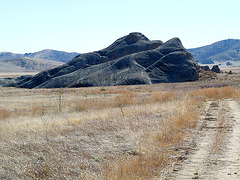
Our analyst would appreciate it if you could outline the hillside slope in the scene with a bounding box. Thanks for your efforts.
[1,58,63,72]
[0,61,27,72]
[188,39,240,65]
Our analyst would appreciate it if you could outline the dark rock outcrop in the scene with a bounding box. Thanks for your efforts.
[211,65,221,73]
[200,66,211,71]
[0,32,199,88]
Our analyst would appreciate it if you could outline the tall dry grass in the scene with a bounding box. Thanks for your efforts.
[101,97,200,179]
[0,108,11,120]
[0,86,238,179]
[148,91,176,103]
[70,92,139,112]
[190,86,236,101]
[103,152,169,180]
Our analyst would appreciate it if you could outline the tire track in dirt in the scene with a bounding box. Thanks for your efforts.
[169,99,240,179]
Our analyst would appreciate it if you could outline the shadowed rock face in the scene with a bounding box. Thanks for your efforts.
[200,66,211,71]
[0,32,199,88]
[211,65,221,73]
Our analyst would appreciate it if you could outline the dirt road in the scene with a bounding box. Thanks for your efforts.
[170,99,240,179]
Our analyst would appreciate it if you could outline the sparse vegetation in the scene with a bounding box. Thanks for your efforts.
[100,87,106,91]
[0,71,239,179]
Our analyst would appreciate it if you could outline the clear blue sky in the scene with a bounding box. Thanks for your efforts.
[1,0,240,53]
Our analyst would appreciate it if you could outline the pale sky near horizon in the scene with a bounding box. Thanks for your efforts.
[1,0,240,54]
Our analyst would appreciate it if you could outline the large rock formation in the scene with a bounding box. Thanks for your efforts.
[0,32,199,88]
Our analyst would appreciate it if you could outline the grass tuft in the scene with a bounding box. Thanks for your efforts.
[0,108,11,120]
[148,91,176,103]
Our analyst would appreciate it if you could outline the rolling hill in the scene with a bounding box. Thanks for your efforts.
[0,49,79,63]
[0,58,63,72]
[0,49,79,72]
[23,49,79,63]
[188,39,240,66]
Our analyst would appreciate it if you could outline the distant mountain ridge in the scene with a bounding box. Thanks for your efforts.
[188,39,240,65]
[0,49,79,72]
[0,49,79,63]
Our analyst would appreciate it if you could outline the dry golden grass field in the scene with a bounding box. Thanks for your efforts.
[0,69,239,179]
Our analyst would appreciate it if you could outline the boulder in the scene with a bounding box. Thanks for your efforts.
[200,66,211,71]
[211,65,221,73]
